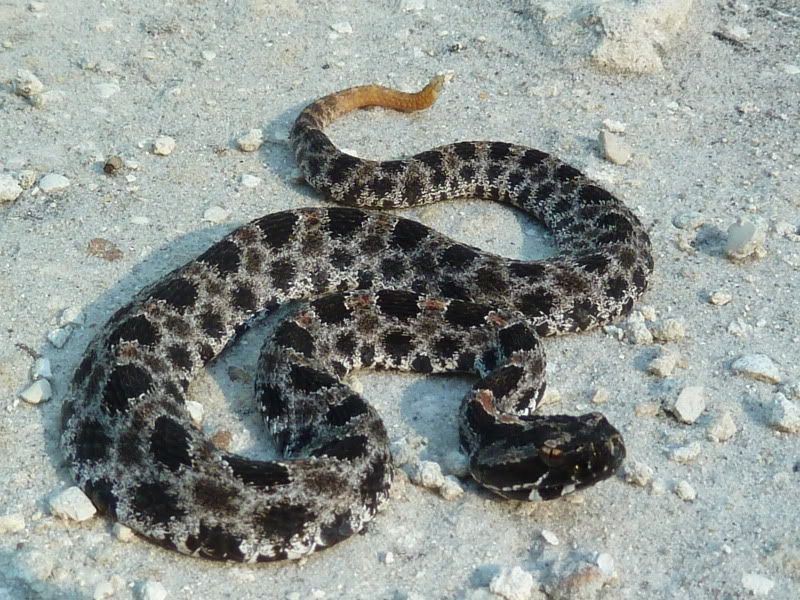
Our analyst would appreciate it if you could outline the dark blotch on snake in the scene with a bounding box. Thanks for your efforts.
[198,239,241,276]
[102,364,153,415]
[151,416,192,472]
[311,295,352,324]
[273,321,315,357]
[376,289,421,321]
[150,277,198,312]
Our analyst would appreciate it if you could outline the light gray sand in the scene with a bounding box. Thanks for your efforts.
[1,1,799,598]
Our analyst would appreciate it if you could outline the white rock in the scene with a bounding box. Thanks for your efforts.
[0,512,26,533]
[670,442,701,464]
[674,480,696,501]
[60,306,85,326]
[489,566,535,600]
[599,130,631,165]
[438,476,464,500]
[649,318,686,342]
[112,522,136,542]
[131,216,150,225]
[39,173,70,193]
[203,206,229,224]
[400,0,425,11]
[330,21,353,34]
[709,290,732,306]
[707,411,737,442]
[741,573,774,596]
[768,393,800,434]
[591,387,609,404]
[185,400,204,425]
[726,218,766,262]
[96,82,120,99]
[19,379,52,404]
[49,486,97,522]
[596,553,615,577]
[95,19,115,32]
[14,69,44,98]
[47,326,72,348]
[647,348,679,377]
[31,357,52,380]
[669,386,705,424]
[602,118,626,133]
[622,460,653,486]
[201,50,216,61]
[408,460,444,489]
[28,2,47,12]
[731,354,781,384]
[728,317,752,337]
[541,529,559,545]
[138,581,167,600]
[152,136,176,156]
[672,211,705,230]
[94,580,115,600]
[240,174,262,188]
[0,174,23,203]
[783,64,800,75]
[624,313,653,345]
[236,128,264,152]
[382,551,395,564]
[723,25,750,42]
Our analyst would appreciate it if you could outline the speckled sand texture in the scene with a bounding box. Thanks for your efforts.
[1,1,799,599]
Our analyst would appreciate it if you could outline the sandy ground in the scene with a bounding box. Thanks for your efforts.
[1,1,799,598]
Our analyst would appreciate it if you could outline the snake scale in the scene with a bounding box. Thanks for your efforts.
[60,76,653,562]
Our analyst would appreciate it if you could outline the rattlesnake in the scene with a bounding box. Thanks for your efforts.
[60,76,652,562]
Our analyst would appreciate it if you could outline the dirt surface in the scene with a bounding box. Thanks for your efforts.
[1,1,799,598]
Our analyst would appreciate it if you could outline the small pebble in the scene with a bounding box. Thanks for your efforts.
[771,220,800,241]
[670,442,702,464]
[591,387,609,404]
[14,68,44,98]
[39,173,70,193]
[49,486,97,522]
[731,354,781,384]
[203,206,229,223]
[19,379,52,404]
[152,136,176,156]
[96,82,120,99]
[726,218,766,262]
[400,0,425,11]
[60,306,85,327]
[768,393,800,434]
[601,118,626,133]
[18,169,37,189]
[240,174,262,188]
[382,551,395,564]
[649,318,686,342]
[647,348,680,377]
[330,21,353,34]
[489,566,535,600]
[31,357,52,380]
[236,129,264,152]
[622,460,653,486]
[541,529,559,545]
[599,130,631,165]
[185,400,204,425]
[596,553,615,577]
[723,24,750,42]
[390,435,426,466]
[87,238,124,261]
[438,476,464,500]
[783,64,800,75]
[549,559,609,600]
[634,402,660,417]
[94,580,115,600]
[741,573,775,596]
[95,19,115,33]
[408,460,445,489]
[709,290,732,306]
[624,313,653,345]
[104,156,124,175]
[131,216,150,225]
[112,522,136,542]
[668,386,706,424]
[47,326,72,348]
[672,211,705,230]
[0,174,23,203]
[28,2,47,12]
[707,411,737,442]
[0,512,26,533]
[138,581,167,600]
[674,480,696,501]
[201,50,216,61]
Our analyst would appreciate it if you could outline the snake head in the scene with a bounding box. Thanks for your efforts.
[468,412,625,501]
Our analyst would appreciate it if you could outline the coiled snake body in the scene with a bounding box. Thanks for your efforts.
[61,77,652,562]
